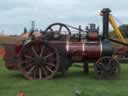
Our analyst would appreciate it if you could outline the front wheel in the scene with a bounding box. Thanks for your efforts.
[94,56,120,80]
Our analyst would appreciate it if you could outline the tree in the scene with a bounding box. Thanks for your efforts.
[110,24,128,38]
[118,24,128,38]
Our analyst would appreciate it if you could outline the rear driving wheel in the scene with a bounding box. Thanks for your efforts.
[18,40,59,80]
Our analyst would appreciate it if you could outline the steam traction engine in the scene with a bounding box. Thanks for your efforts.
[4,8,120,80]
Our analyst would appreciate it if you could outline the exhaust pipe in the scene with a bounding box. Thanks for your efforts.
[101,8,111,39]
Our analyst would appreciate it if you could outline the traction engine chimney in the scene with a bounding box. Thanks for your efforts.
[101,8,111,39]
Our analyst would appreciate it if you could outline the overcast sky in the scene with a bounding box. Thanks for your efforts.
[0,0,128,35]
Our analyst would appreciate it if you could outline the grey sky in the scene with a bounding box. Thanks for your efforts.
[0,0,128,34]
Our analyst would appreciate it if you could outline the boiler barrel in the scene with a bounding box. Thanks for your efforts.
[84,42,102,59]
[66,41,113,60]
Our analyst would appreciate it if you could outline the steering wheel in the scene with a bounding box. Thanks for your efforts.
[43,23,71,41]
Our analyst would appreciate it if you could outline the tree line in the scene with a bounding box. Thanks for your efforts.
[110,24,128,38]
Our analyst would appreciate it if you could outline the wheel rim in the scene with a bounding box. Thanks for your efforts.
[19,40,59,80]
[43,23,71,40]
[94,56,120,79]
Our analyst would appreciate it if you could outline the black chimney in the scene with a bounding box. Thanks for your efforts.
[101,8,111,39]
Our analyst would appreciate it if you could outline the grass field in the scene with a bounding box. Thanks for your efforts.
[0,60,128,96]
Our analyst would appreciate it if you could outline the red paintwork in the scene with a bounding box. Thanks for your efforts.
[86,32,98,41]
[66,41,102,60]
[84,42,101,59]
[66,42,84,56]
[3,44,18,70]
[116,46,128,57]
[3,44,23,70]
[4,40,102,70]
[16,45,23,54]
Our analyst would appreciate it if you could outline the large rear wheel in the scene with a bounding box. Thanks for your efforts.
[18,40,60,80]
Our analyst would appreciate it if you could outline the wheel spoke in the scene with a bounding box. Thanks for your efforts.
[50,28,54,32]
[112,64,117,71]
[36,44,41,53]
[27,65,35,74]
[108,59,112,64]
[48,58,56,62]
[39,68,42,79]
[22,59,34,70]
[44,53,55,59]
[100,61,106,69]
[24,55,32,59]
[96,63,104,69]
[46,63,55,67]
[24,59,33,64]
[40,65,48,77]
[58,26,62,33]
[40,46,45,57]
[45,65,54,73]
[33,66,37,78]
[25,63,33,70]
[31,46,38,56]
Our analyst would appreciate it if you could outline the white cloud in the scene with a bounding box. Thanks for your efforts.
[0,0,128,34]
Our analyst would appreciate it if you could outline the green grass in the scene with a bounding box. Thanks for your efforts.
[0,60,128,96]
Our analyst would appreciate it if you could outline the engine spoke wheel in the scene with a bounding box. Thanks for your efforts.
[94,56,120,80]
[43,23,71,41]
[18,40,59,80]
